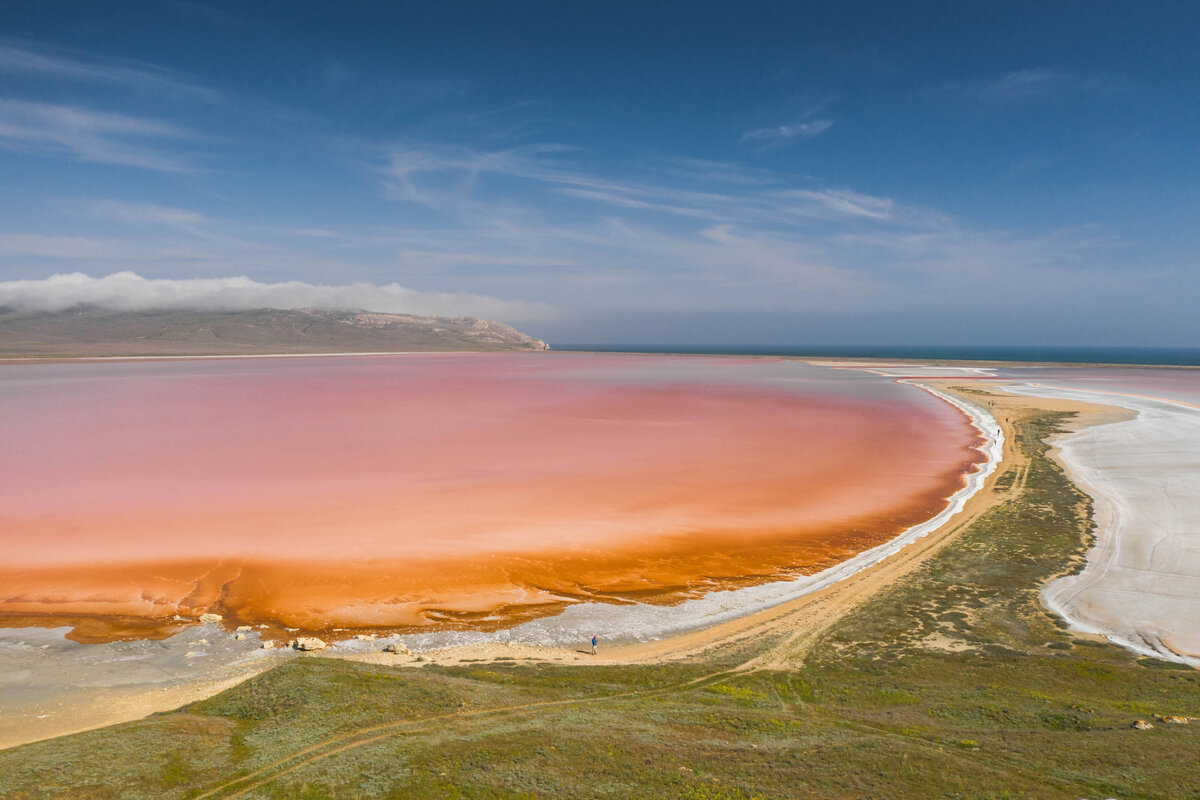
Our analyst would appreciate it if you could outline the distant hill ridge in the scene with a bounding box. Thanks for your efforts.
[0,306,550,357]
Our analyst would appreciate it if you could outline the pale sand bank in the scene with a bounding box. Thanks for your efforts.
[1005,382,1200,666]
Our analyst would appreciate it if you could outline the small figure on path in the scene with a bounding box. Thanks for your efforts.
[591,635,598,655]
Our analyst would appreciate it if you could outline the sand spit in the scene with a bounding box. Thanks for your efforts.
[1005,382,1200,666]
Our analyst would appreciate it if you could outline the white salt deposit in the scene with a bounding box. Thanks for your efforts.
[1005,382,1200,666]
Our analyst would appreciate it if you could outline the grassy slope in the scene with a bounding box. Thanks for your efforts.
[1,410,1197,799]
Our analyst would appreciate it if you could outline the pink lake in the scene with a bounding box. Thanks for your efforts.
[0,352,983,641]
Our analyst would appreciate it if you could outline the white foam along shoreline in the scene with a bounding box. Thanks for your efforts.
[0,383,1001,662]
[1003,382,1200,667]
[355,382,1004,654]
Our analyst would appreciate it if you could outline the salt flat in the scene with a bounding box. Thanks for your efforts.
[1005,380,1200,665]
[0,624,285,749]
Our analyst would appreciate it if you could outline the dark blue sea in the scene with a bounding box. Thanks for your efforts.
[554,344,1200,367]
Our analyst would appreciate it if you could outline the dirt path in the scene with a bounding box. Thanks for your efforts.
[193,669,737,799]
[197,647,1064,800]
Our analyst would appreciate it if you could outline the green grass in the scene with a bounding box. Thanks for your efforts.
[0,408,1196,799]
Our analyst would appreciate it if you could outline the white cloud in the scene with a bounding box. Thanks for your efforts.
[775,188,895,220]
[938,67,1116,104]
[92,201,205,230]
[0,99,193,171]
[740,119,834,145]
[0,271,554,321]
[0,41,218,100]
[378,141,923,232]
[380,143,579,209]
[986,68,1064,99]
[0,233,210,261]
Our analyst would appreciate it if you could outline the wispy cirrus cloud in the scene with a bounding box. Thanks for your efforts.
[0,232,212,262]
[1,119,1116,332]
[983,67,1066,100]
[92,200,206,230]
[380,143,578,207]
[773,188,895,221]
[0,40,219,100]
[378,140,915,230]
[937,67,1119,104]
[0,138,1130,337]
[740,119,834,145]
[0,99,194,171]
[361,139,1138,330]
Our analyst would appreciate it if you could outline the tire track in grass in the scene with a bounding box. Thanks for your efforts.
[193,670,735,799]
[203,667,1087,800]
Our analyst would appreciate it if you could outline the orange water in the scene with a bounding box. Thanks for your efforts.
[0,353,983,641]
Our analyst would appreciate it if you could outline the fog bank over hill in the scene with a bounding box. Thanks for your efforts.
[0,307,549,357]
[0,273,552,356]
[0,272,552,322]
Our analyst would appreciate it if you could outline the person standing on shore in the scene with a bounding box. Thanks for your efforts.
[591,635,598,655]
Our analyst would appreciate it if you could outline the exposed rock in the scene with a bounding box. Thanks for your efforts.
[235,625,253,632]
[234,633,247,641]
[293,636,327,652]
[1161,715,1189,725]
[1131,719,1154,730]
[383,642,410,654]
[352,634,376,641]
[199,613,223,624]
[261,641,276,649]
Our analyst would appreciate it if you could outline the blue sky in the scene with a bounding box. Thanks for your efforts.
[0,1,1196,345]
